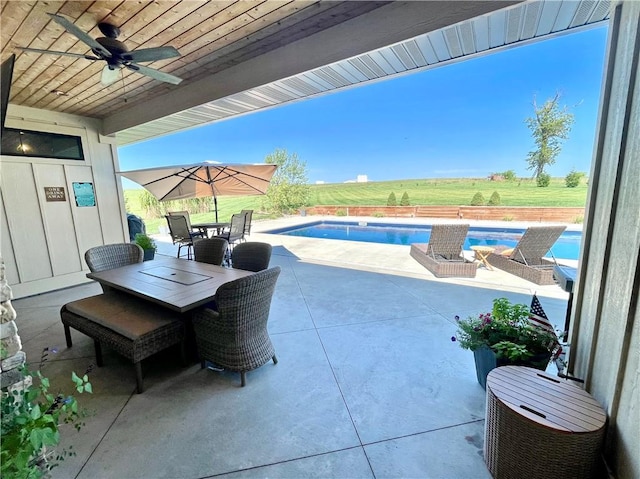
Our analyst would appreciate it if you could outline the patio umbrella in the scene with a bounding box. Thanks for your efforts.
[118,161,277,221]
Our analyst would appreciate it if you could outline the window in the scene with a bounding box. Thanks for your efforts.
[0,128,84,160]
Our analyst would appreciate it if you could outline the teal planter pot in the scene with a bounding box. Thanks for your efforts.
[473,346,552,389]
[142,249,155,261]
[473,346,497,390]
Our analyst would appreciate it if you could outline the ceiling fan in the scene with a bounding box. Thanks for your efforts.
[18,13,183,86]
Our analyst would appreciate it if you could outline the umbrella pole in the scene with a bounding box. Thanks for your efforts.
[207,171,219,223]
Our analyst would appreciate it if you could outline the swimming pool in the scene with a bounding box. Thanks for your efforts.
[265,221,582,260]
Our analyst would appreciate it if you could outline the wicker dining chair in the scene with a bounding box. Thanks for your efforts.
[194,237,229,266]
[231,241,272,272]
[85,243,144,292]
[192,266,281,387]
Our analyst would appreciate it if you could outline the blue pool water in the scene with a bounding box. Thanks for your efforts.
[266,221,582,260]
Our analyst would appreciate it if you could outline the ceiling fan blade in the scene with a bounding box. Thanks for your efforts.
[126,63,183,85]
[47,13,112,58]
[18,47,100,60]
[122,46,180,63]
[101,65,120,86]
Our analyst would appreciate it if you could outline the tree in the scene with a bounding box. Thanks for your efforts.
[565,169,585,188]
[387,192,397,206]
[501,170,517,182]
[488,191,501,206]
[400,191,410,206]
[471,192,485,206]
[536,172,551,187]
[525,93,574,179]
[263,149,310,214]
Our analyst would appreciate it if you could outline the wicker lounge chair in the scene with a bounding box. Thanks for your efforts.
[486,225,566,285]
[410,224,477,278]
[192,266,281,387]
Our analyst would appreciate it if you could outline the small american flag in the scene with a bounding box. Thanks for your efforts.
[529,294,556,335]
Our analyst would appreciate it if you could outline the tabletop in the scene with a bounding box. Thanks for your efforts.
[470,245,495,253]
[87,256,253,313]
[191,222,230,237]
[191,222,230,229]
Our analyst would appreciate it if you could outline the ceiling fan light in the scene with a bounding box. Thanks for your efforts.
[101,64,121,86]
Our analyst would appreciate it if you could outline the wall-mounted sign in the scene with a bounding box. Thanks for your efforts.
[72,182,95,207]
[44,186,66,202]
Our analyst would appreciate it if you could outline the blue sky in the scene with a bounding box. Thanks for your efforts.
[118,25,608,186]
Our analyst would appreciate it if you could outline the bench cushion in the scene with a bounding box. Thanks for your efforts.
[65,292,182,340]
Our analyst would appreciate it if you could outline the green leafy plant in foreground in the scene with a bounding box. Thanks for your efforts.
[1,349,93,479]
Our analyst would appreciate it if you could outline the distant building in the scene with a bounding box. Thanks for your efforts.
[357,175,368,183]
[315,180,325,184]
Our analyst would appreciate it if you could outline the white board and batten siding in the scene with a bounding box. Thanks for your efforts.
[1,105,128,298]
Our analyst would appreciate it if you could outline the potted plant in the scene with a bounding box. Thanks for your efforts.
[452,297,559,389]
[134,233,156,261]
[1,351,92,478]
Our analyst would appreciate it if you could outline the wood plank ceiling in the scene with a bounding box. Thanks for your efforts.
[1,1,388,119]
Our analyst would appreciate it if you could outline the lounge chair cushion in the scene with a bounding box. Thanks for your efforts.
[65,293,182,340]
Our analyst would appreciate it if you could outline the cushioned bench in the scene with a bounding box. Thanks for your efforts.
[61,292,186,393]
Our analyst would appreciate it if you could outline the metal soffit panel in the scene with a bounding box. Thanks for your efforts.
[115,0,610,146]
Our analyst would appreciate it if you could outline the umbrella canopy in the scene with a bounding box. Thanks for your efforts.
[118,162,277,221]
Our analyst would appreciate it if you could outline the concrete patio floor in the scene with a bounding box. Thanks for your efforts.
[13,217,572,478]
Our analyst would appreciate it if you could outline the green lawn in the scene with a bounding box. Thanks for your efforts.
[125,177,588,234]
[309,177,588,207]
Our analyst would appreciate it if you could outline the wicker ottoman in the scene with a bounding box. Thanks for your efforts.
[484,366,606,479]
